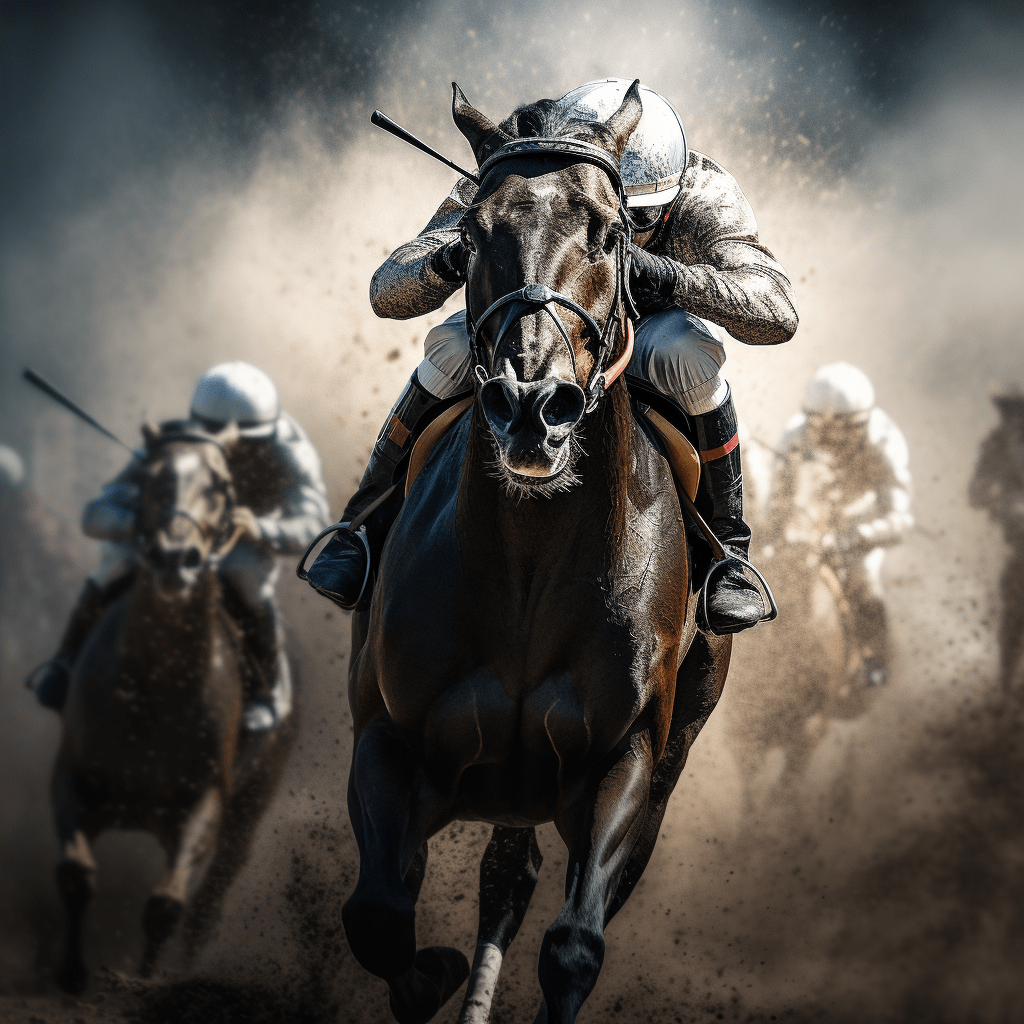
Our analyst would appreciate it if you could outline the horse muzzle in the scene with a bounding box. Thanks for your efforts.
[479,375,586,480]
[146,541,205,597]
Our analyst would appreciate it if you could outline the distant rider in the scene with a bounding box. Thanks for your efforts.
[307,78,798,635]
[969,385,1024,690]
[29,362,330,730]
[764,363,913,686]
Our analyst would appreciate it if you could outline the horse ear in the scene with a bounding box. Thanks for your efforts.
[603,79,644,159]
[141,422,160,446]
[452,82,507,166]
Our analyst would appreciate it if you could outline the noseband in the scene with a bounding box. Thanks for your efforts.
[466,138,638,414]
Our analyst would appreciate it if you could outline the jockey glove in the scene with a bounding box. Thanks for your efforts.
[628,244,679,314]
[432,238,472,284]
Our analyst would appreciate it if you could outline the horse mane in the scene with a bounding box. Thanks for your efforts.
[500,98,619,153]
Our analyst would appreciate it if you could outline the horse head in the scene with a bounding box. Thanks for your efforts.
[135,420,239,598]
[454,80,643,496]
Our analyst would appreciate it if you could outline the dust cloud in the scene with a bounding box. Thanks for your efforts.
[1,0,1022,1021]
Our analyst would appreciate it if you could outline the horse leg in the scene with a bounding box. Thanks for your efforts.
[535,729,655,1024]
[52,764,97,994]
[182,717,295,964]
[140,788,222,977]
[456,826,543,1024]
[608,632,730,921]
[342,713,469,1024]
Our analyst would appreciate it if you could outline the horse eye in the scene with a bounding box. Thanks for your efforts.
[461,224,476,252]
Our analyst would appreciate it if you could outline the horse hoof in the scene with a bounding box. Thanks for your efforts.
[55,958,88,995]
[388,946,470,1024]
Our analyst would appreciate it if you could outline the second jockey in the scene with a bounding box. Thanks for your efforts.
[764,363,914,686]
[310,79,798,634]
[29,362,330,731]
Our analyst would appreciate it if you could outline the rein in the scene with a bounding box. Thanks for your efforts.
[466,137,638,414]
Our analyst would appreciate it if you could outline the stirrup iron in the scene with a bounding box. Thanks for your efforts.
[695,553,779,638]
[296,521,373,611]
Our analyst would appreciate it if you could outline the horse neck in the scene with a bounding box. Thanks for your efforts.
[461,384,635,567]
[122,569,222,693]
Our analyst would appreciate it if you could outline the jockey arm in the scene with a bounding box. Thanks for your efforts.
[369,177,478,320]
[825,411,914,555]
[645,154,799,347]
[251,414,332,556]
[81,457,145,542]
[825,484,914,555]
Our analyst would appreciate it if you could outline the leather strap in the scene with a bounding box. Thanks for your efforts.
[406,397,475,497]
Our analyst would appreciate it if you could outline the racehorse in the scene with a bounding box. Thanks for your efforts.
[340,81,733,1024]
[729,533,875,807]
[50,422,294,992]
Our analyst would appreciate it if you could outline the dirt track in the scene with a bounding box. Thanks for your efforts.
[2,1,1023,1021]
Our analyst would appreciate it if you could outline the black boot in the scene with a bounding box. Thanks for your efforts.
[233,598,288,732]
[305,371,448,611]
[849,594,889,687]
[26,580,113,710]
[691,388,766,634]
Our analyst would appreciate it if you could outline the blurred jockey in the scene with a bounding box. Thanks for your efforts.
[29,362,330,731]
[765,363,913,686]
[969,385,1024,691]
[306,78,798,635]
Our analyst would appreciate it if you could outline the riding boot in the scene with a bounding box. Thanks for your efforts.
[26,580,112,710]
[691,387,766,634]
[235,599,285,732]
[305,370,446,611]
[850,595,889,687]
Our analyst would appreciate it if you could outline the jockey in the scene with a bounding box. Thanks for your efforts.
[764,363,913,686]
[969,385,1024,690]
[29,362,330,731]
[309,78,798,634]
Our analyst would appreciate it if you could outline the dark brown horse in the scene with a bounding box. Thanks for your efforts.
[340,83,732,1024]
[51,422,294,992]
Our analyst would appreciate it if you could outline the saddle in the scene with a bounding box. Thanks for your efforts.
[405,392,700,503]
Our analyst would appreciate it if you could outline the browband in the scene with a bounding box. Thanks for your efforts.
[477,137,625,197]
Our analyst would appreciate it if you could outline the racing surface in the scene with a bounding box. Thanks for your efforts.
[1,1,1022,1021]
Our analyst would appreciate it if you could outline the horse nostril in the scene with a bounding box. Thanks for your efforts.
[480,379,520,436]
[540,383,586,430]
[181,547,202,570]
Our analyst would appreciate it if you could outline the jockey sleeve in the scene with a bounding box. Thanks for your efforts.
[370,177,478,320]
[243,413,332,556]
[651,152,798,347]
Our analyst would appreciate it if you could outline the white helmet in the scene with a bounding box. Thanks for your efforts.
[0,444,25,487]
[190,362,279,438]
[802,363,875,417]
[559,78,687,212]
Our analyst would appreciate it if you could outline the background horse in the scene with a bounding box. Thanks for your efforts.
[729,536,865,806]
[341,83,732,1024]
[51,423,294,992]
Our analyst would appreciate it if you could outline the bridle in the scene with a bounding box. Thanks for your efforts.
[465,137,640,414]
[139,431,242,560]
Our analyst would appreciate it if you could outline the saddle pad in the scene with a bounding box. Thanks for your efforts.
[643,408,701,502]
[404,397,700,502]
[406,396,474,497]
